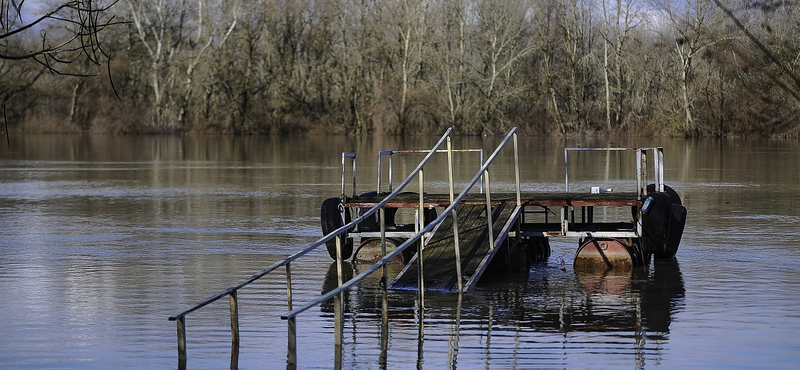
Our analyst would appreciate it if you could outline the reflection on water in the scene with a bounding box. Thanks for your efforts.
[1,135,799,369]
[316,257,685,369]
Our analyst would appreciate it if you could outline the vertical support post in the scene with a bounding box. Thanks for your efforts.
[447,136,463,293]
[483,169,495,251]
[640,149,648,196]
[229,290,240,370]
[658,148,665,192]
[341,153,357,198]
[177,316,187,370]
[341,153,347,200]
[417,169,426,296]
[377,153,383,193]
[479,150,485,193]
[564,149,570,192]
[334,234,344,347]
[229,290,240,346]
[513,132,521,207]
[351,155,357,198]
[379,208,389,369]
[287,316,297,367]
[379,207,389,325]
[388,154,394,192]
[286,263,293,311]
[636,150,643,198]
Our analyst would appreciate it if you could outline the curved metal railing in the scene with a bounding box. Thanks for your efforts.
[281,127,520,364]
[168,127,454,368]
[167,126,522,368]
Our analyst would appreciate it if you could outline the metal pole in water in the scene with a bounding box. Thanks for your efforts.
[287,316,297,367]
[334,234,344,347]
[229,290,240,349]
[285,262,296,366]
[285,263,293,311]
[514,133,521,206]
[177,316,187,370]
[418,170,426,296]
[447,137,463,292]
[229,290,240,369]
[379,207,389,368]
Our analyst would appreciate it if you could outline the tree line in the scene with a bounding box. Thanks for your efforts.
[2,0,799,136]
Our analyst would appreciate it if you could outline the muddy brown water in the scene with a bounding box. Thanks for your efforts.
[1,134,798,369]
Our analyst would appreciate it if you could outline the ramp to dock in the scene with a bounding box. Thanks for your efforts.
[390,203,521,292]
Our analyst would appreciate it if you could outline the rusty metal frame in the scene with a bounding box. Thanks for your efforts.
[341,152,357,199]
[562,147,665,239]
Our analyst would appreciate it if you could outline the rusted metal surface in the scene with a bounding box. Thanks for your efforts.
[345,192,639,208]
[573,238,636,268]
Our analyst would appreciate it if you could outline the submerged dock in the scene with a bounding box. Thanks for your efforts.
[168,127,686,367]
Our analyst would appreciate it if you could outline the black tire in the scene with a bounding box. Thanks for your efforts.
[642,184,685,260]
[647,183,682,205]
[321,197,353,260]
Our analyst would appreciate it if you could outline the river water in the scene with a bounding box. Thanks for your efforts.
[0,134,798,369]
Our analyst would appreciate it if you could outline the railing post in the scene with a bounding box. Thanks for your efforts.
[177,316,187,370]
[377,153,383,193]
[352,155,357,198]
[287,316,297,367]
[341,153,347,199]
[657,148,665,192]
[334,233,344,347]
[341,153,357,199]
[388,154,394,192]
[564,149,570,192]
[286,263,293,311]
[483,168,495,250]
[379,207,389,328]
[417,168,426,302]
[513,132,521,207]
[639,149,648,196]
[229,290,240,369]
[447,136,463,292]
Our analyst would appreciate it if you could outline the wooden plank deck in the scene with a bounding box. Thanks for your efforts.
[390,203,518,292]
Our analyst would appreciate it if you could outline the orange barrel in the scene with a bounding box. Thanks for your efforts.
[574,238,636,268]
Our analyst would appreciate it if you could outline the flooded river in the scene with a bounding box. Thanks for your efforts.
[1,134,799,369]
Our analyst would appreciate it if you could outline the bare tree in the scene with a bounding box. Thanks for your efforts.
[653,0,729,135]
[428,0,470,130]
[124,0,236,131]
[1,1,118,74]
[472,0,535,133]
[600,0,643,131]
[382,0,427,134]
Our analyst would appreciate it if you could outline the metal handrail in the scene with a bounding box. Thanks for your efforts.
[167,128,454,368]
[282,127,520,320]
[377,148,484,194]
[564,147,665,196]
[167,127,524,368]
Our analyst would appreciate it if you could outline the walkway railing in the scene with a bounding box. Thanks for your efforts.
[281,127,520,364]
[167,127,522,368]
